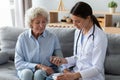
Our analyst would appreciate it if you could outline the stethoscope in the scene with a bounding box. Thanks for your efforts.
[75,24,95,59]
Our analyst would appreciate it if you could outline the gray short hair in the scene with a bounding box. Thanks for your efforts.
[25,7,49,27]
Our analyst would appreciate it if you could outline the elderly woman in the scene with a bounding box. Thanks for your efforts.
[14,7,63,80]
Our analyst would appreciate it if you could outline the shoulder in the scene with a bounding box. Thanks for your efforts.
[95,26,107,37]
[74,28,80,36]
[18,29,29,40]
[44,29,58,39]
[75,28,80,33]
[94,25,108,42]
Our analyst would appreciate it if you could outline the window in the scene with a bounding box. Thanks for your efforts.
[0,0,14,27]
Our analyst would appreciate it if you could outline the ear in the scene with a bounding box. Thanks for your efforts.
[86,16,91,23]
[30,25,33,28]
[87,16,91,20]
[30,21,33,28]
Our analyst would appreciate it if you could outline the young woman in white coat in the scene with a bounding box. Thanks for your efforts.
[49,1,108,80]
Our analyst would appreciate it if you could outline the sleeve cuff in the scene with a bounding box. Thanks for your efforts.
[80,67,98,79]
[59,64,68,72]
[28,63,38,72]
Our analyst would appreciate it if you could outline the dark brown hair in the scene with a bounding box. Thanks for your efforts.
[70,2,102,29]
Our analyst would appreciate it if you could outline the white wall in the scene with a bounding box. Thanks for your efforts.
[32,0,79,12]
[32,0,120,11]
[32,0,120,26]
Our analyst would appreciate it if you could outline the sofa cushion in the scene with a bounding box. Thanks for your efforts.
[0,52,9,64]
[46,27,75,57]
[105,33,120,75]
[105,74,120,80]
[105,55,120,75]
[106,34,120,55]
[0,26,26,60]
[0,61,19,80]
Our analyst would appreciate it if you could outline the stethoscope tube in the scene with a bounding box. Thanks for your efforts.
[75,25,95,55]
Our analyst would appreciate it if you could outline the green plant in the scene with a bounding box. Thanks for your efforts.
[108,1,118,8]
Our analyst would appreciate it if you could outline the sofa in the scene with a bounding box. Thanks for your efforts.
[0,26,120,80]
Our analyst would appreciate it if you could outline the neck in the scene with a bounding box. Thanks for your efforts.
[32,31,42,39]
[82,21,93,35]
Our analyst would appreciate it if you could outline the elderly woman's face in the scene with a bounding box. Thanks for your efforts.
[31,15,47,34]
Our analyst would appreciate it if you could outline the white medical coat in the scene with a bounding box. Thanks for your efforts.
[62,25,108,80]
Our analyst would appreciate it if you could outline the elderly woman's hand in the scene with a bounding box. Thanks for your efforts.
[35,64,54,75]
[50,56,67,66]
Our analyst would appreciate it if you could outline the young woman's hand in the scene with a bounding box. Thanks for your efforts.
[56,72,80,80]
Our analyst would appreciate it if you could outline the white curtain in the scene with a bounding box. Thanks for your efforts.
[14,0,32,28]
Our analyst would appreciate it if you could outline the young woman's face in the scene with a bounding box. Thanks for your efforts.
[31,15,47,34]
[71,15,90,29]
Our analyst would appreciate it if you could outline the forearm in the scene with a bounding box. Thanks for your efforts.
[54,49,63,58]
[80,66,100,79]
[15,53,36,71]
[15,60,37,71]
